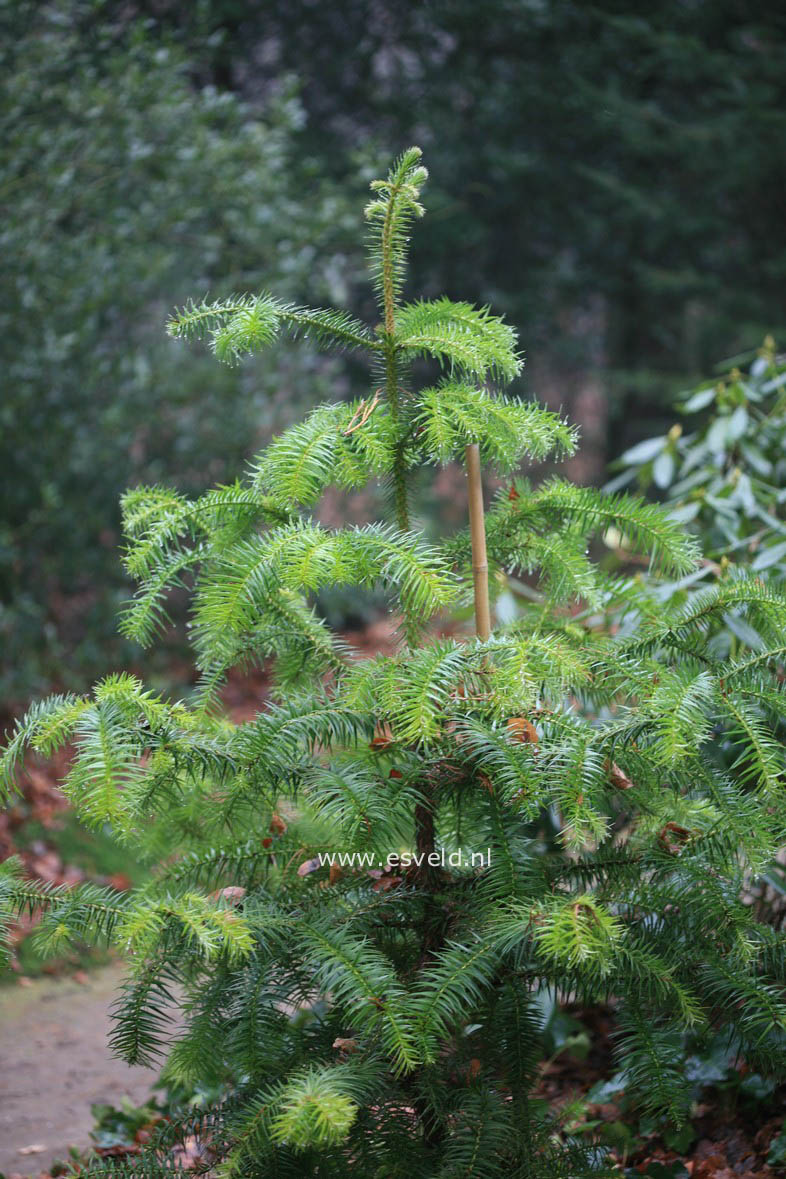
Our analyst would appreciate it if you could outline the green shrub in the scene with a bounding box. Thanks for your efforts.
[614,338,786,607]
[3,149,786,1176]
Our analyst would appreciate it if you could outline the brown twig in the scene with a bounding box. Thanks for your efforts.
[344,390,381,435]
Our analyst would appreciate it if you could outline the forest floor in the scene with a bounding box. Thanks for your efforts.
[0,963,159,1177]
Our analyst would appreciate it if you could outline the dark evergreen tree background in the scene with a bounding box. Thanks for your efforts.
[2,0,785,697]
[148,0,786,421]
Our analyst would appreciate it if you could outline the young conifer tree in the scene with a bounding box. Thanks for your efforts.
[3,149,786,1177]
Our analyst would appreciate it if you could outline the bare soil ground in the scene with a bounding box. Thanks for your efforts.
[0,964,158,1177]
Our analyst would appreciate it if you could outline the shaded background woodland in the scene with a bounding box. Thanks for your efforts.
[2,0,785,701]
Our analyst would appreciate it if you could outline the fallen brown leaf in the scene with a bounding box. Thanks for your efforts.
[658,821,694,855]
[369,721,394,751]
[212,886,247,905]
[506,717,538,745]
[605,760,634,790]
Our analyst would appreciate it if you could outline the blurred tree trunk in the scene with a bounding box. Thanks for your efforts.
[531,295,608,486]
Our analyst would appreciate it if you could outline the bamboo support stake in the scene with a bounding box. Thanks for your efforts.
[465,443,491,641]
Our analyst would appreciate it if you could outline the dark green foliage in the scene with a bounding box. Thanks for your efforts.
[0,1,352,696]
[188,1,786,397]
[3,151,786,1176]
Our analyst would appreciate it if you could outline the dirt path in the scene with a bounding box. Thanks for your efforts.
[0,964,158,1176]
